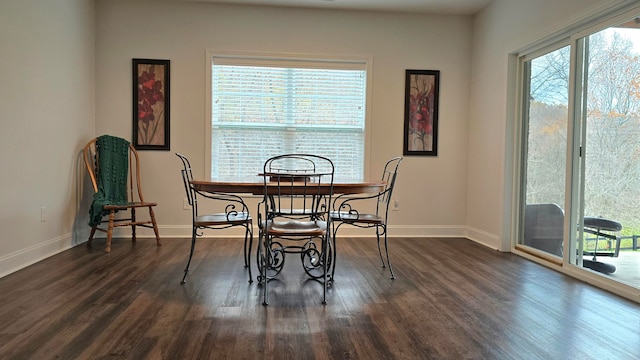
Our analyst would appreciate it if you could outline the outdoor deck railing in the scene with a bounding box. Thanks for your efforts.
[585,235,639,251]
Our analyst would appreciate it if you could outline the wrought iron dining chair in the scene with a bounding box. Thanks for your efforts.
[331,157,402,279]
[176,153,253,284]
[83,135,161,253]
[257,154,335,305]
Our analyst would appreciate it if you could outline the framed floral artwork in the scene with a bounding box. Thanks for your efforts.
[132,58,170,150]
[403,69,440,156]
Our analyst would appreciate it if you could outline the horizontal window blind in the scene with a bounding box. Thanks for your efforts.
[211,57,367,180]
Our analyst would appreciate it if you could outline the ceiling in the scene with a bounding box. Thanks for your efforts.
[175,0,495,15]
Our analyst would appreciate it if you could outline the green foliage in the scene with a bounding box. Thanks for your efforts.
[526,28,640,242]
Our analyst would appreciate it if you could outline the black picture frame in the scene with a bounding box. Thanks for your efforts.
[403,69,440,156]
[132,58,170,151]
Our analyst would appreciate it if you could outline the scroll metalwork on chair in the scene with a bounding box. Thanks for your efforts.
[83,135,161,253]
[331,157,402,280]
[257,154,334,305]
[176,153,253,284]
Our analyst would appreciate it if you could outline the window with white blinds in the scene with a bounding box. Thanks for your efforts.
[210,56,367,180]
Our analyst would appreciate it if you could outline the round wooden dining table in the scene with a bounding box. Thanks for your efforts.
[190,177,385,195]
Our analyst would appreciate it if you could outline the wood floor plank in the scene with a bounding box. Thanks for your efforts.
[0,237,638,359]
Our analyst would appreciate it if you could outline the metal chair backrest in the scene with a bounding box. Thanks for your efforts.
[377,157,403,215]
[176,152,251,222]
[262,154,334,220]
[175,153,198,214]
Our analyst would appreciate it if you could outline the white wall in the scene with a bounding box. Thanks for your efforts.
[3,0,631,279]
[94,1,473,239]
[0,0,96,276]
[468,0,635,250]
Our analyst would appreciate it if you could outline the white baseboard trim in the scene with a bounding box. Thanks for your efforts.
[92,224,500,242]
[114,224,474,239]
[0,224,501,279]
[465,226,501,251]
[0,232,85,279]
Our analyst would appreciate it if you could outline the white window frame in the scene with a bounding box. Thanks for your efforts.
[204,50,373,181]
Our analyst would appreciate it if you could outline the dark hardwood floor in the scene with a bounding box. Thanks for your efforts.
[0,237,638,359]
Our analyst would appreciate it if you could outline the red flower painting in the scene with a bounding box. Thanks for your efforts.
[136,63,166,146]
[408,74,436,152]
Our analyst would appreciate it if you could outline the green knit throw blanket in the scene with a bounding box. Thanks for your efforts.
[89,135,131,227]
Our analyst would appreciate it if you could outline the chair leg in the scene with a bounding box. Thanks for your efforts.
[106,211,115,253]
[255,229,263,283]
[243,226,250,267]
[149,206,161,246]
[322,233,329,305]
[261,234,269,306]
[375,226,386,268]
[382,226,395,280]
[181,229,198,284]
[244,225,253,283]
[329,223,338,283]
[87,227,97,248]
[131,208,137,243]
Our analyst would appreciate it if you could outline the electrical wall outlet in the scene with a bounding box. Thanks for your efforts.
[41,206,46,222]
[183,198,190,210]
[392,198,399,211]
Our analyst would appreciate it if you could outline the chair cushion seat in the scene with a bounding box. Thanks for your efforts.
[264,219,327,237]
[330,211,383,224]
[195,212,251,226]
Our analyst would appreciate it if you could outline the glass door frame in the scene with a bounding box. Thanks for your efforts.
[511,5,640,302]
[513,39,573,263]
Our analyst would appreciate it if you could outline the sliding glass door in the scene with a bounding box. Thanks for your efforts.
[520,45,570,259]
[518,12,640,290]
[574,24,640,282]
